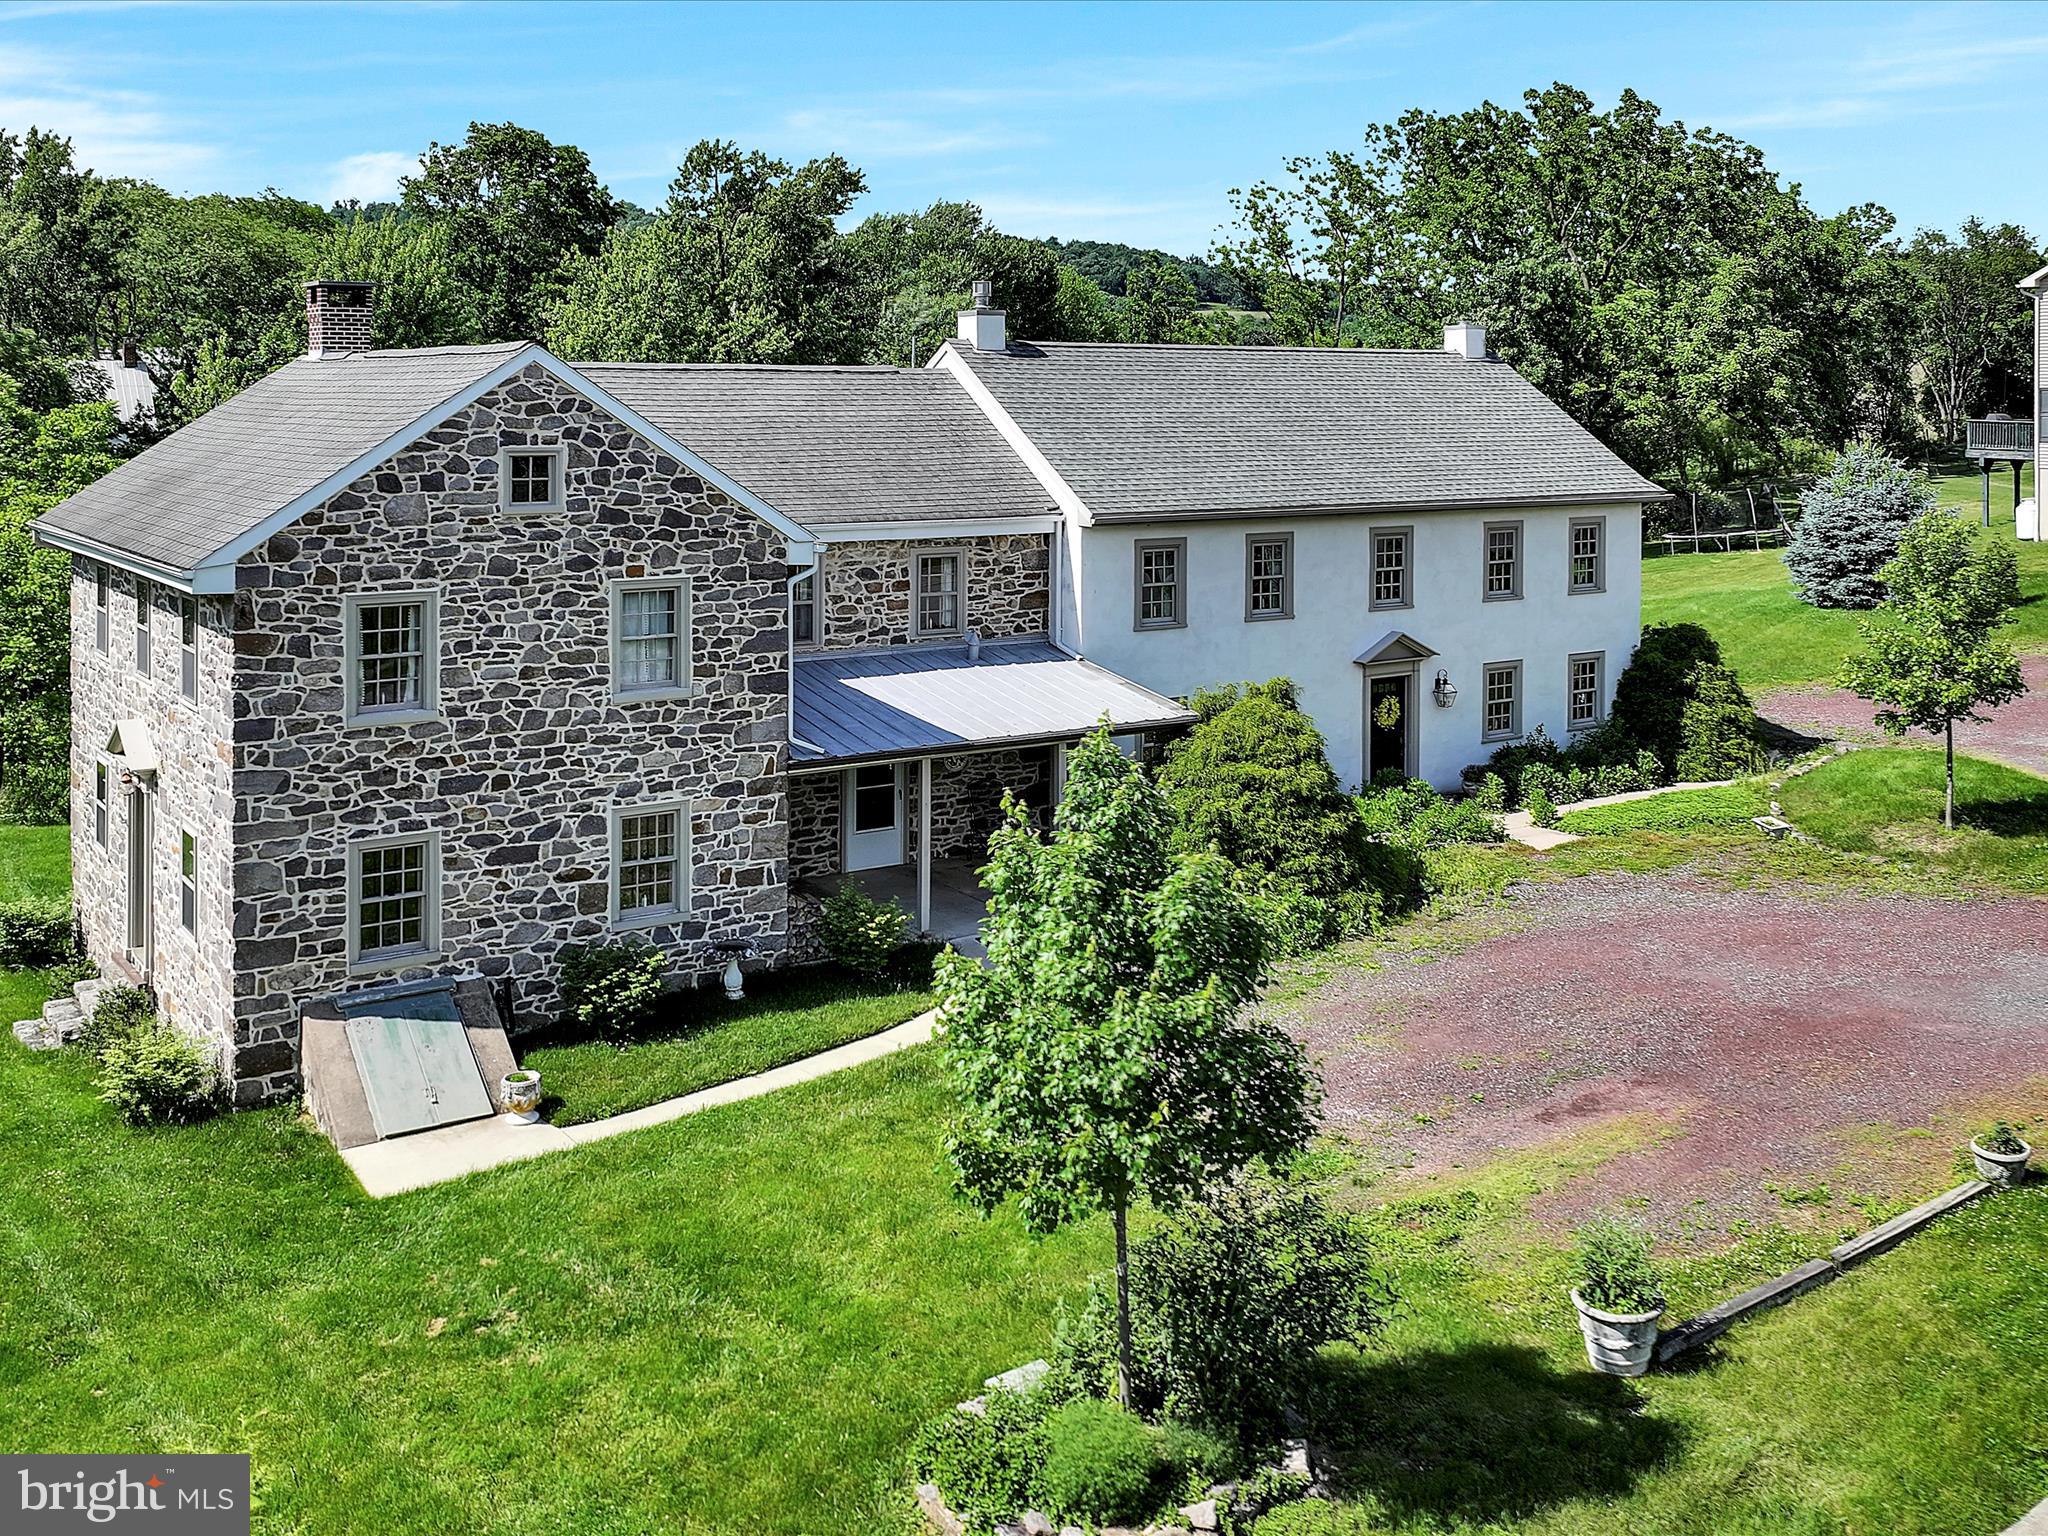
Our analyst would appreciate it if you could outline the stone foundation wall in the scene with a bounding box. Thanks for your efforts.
[812,534,1049,651]
[227,361,792,1099]
[69,566,238,1077]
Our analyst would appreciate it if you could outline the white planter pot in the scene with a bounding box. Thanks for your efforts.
[501,1070,542,1123]
[1971,1137,2031,1187]
[1572,1288,1665,1377]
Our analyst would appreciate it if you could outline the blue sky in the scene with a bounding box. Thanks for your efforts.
[2,0,2044,253]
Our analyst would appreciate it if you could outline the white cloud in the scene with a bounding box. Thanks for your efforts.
[0,43,214,183]
[324,149,418,206]
[974,193,1218,245]
[776,108,1041,160]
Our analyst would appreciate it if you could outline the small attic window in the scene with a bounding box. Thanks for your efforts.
[500,447,565,514]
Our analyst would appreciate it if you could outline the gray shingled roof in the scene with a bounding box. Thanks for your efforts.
[793,641,1193,765]
[583,363,1052,528]
[34,342,531,574]
[947,342,1665,520]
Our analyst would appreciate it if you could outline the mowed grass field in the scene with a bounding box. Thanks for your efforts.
[1642,465,2042,691]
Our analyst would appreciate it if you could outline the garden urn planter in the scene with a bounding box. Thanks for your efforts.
[501,1069,542,1123]
[1571,1288,1665,1377]
[713,940,752,1002]
[1970,1136,2031,1187]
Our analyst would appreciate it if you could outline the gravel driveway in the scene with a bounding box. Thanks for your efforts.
[1288,872,2048,1234]
[1759,654,2048,775]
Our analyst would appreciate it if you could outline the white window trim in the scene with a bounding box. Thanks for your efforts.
[1568,515,1607,595]
[93,760,109,848]
[911,547,968,640]
[610,799,690,929]
[498,444,567,516]
[179,595,198,701]
[1568,650,1606,732]
[342,588,443,728]
[609,575,699,702]
[1482,520,1524,603]
[346,830,442,974]
[1244,532,1294,622]
[1133,537,1188,631]
[133,577,151,675]
[1482,659,1523,742]
[1369,525,1414,611]
[93,565,109,653]
[178,826,198,934]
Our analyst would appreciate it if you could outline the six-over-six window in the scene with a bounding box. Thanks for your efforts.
[1245,534,1292,620]
[350,836,437,966]
[1134,539,1185,629]
[915,551,964,637]
[344,591,438,724]
[614,804,687,924]
[1568,652,1605,730]
[1483,661,1521,741]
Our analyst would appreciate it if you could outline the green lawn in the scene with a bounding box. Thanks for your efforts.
[1555,782,1769,836]
[4,812,2048,1532]
[523,971,936,1124]
[1779,748,2048,895]
[0,822,73,1029]
[1641,465,2045,691]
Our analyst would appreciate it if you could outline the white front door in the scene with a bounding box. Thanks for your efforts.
[843,763,905,871]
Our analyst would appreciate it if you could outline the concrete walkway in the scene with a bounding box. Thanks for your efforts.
[2006,1497,2048,1534]
[340,1007,942,1198]
[1500,780,1737,850]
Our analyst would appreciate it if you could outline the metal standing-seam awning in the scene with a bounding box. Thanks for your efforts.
[791,640,1195,934]
[792,640,1194,767]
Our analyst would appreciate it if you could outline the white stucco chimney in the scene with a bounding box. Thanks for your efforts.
[1443,320,1487,360]
[957,278,1007,352]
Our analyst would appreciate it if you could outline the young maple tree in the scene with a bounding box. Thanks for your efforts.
[1840,509,2025,829]
[937,728,1317,1409]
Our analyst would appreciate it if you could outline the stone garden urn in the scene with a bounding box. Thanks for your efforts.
[501,1069,542,1123]
[1971,1134,2031,1187]
[1571,1288,1665,1377]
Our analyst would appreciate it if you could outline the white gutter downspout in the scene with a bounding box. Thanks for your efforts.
[787,550,825,759]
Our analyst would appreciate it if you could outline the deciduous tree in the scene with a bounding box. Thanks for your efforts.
[1841,510,2025,829]
[939,730,1317,1409]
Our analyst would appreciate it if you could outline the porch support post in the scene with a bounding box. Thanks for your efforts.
[916,755,933,936]
[1051,742,1069,805]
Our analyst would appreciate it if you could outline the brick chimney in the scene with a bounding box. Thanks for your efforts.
[305,280,376,358]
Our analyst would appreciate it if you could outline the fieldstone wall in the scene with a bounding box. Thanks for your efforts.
[789,772,839,879]
[68,565,238,1076]
[915,747,1051,862]
[227,362,791,1100]
[812,534,1049,651]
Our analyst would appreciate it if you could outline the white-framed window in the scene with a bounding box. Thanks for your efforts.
[133,577,151,674]
[343,590,439,726]
[1370,527,1412,610]
[179,828,198,933]
[1482,660,1521,741]
[93,761,109,848]
[1483,521,1522,601]
[94,565,109,653]
[610,576,694,699]
[1568,651,1605,731]
[791,571,818,646]
[611,801,688,926]
[1134,538,1186,630]
[347,833,439,969]
[1245,533,1293,621]
[500,445,565,514]
[1569,516,1606,594]
[914,550,964,638]
[178,595,198,700]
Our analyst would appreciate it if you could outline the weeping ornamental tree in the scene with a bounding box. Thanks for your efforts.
[1786,444,1937,609]
[1840,511,2025,829]
[938,730,1317,1409]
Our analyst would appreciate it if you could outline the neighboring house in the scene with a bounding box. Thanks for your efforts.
[31,279,1658,1106]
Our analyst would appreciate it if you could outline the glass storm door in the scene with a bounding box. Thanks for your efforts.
[844,764,905,871]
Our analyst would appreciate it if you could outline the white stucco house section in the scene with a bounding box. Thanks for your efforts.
[1069,502,1644,790]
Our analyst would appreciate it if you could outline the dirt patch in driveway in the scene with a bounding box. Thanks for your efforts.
[1759,654,2048,775]
[1288,872,2048,1237]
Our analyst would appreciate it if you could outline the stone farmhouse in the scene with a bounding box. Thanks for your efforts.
[31,280,1661,1107]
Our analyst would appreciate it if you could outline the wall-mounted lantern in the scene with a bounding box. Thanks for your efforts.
[1432,669,1458,709]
